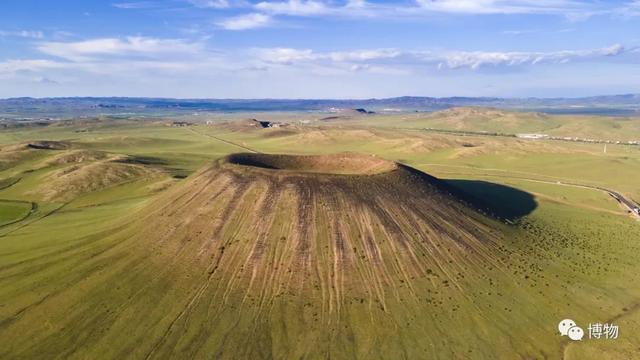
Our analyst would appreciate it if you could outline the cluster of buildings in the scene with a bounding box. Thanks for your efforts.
[515,133,549,140]
[516,133,640,146]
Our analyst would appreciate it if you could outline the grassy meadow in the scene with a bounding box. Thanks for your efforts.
[1,109,639,359]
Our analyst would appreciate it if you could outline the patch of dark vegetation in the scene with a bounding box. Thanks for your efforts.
[354,108,375,114]
[166,168,191,179]
[0,121,50,129]
[319,116,341,121]
[262,129,297,138]
[27,141,69,150]
[443,179,537,222]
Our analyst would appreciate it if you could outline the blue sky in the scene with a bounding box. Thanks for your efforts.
[1,0,639,98]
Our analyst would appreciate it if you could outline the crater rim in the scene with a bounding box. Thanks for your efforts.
[222,152,398,176]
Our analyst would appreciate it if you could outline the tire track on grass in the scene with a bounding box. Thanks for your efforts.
[187,127,260,154]
[143,181,252,359]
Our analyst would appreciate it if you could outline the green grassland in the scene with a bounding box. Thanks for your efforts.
[1,112,639,359]
[0,200,32,226]
[347,107,640,142]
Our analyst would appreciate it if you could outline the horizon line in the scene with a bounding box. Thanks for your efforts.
[2,93,640,101]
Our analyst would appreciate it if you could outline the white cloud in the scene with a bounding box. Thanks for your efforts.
[346,0,367,8]
[0,59,67,74]
[409,1,619,22]
[327,49,402,62]
[223,0,623,23]
[187,0,231,8]
[217,13,272,30]
[257,48,401,64]
[112,2,160,9]
[614,0,640,17]
[424,44,627,69]
[252,0,383,18]
[1,34,633,97]
[0,30,44,39]
[255,0,329,15]
[414,0,592,15]
[256,48,316,63]
[255,44,630,70]
[114,0,640,22]
[0,36,217,78]
[37,37,202,61]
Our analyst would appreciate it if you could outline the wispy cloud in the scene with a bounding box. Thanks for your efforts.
[0,59,67,73]
[112,2,161,9]
[0,30,44,39]
[217,13,272,30]
[615,0,640,17]
[37,37,203,61]
[1,35,633,87]
[256,48,401,64]
[113,0,640,27]
[433,44,626,69]
[502,28,576,35]
[255,44,630,70]
[0,35,227,78]
[246,0,608,20]
[502,29,538,35]
[255,0,329,16]
[414,0,589,15]
[186,0,232,8]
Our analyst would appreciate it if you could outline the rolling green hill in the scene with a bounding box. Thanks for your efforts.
[356,107,640,142]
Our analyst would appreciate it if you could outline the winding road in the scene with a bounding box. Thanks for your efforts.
[605,189,640,219]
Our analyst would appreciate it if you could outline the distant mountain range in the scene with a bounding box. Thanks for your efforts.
[1,95,639,120]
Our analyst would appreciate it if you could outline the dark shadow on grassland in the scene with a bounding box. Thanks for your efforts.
[444,179,538,222]
[114,155,169,166]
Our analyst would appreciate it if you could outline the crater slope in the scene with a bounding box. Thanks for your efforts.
[131,153,512,349]
[140,153,502,302]
[0,152,544,359]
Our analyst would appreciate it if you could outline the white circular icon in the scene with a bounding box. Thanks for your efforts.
[568,326,584,341]
[558,319,576,336]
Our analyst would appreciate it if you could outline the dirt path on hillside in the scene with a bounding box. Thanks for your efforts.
[187,127,260,153]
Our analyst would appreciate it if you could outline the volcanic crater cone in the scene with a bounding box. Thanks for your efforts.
[138,153,503,312]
